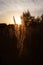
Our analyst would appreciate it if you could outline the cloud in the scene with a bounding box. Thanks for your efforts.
[0,0,43,24]
[0,0,43,14]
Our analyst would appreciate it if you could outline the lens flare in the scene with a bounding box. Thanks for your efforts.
[13,16,26,56]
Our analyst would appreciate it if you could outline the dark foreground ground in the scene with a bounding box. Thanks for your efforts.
[0,22,43,65]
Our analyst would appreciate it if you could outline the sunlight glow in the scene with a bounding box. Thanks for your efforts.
[15,16,21,25]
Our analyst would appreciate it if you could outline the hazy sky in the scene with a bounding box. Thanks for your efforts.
[0,0,43,24]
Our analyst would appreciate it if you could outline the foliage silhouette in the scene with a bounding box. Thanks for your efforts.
[0,11,43,65]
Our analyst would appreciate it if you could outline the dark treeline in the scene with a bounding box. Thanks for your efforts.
[0,11,43,65]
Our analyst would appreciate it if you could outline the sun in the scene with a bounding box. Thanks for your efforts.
[15,16,21,25]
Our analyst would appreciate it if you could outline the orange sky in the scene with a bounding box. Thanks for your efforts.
[0,0,43,24]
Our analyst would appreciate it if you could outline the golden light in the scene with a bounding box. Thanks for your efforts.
[15,16,21,25]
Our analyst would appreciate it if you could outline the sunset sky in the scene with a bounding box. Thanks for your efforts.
[0,0,43,24]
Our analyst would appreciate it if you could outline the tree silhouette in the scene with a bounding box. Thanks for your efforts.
[41,14,43,22]
[0,11,43,65]
[21,10,31,26]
